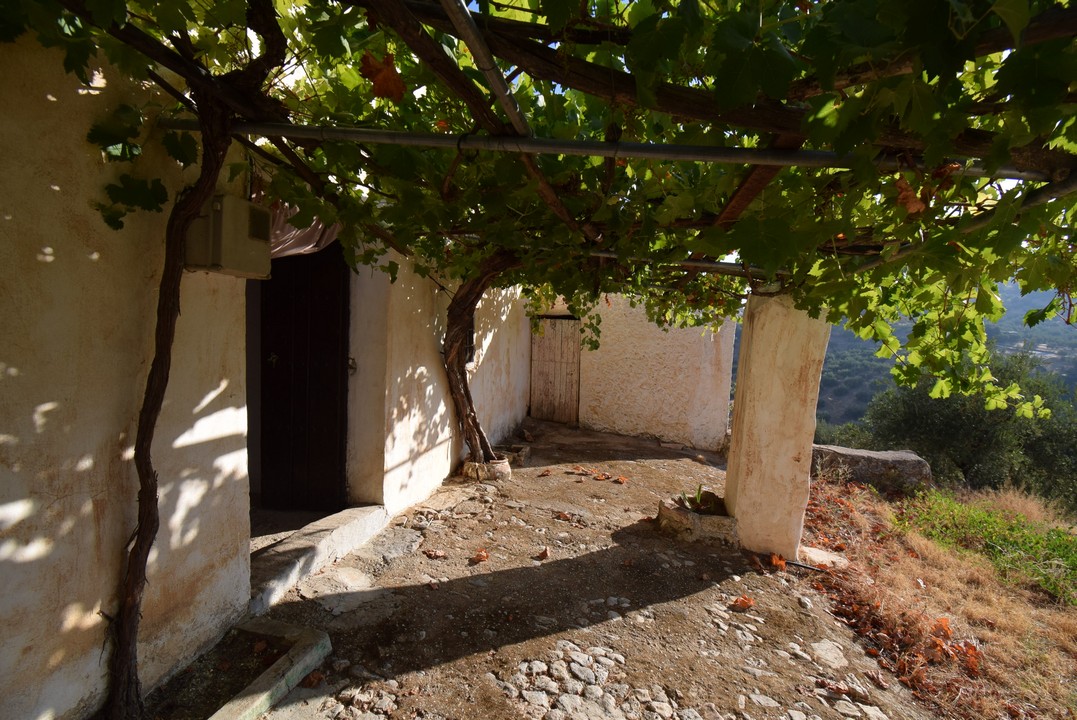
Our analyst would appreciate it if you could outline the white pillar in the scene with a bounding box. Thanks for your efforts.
[725,293,831,559]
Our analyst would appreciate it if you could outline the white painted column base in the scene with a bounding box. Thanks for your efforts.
[725,293,831,559]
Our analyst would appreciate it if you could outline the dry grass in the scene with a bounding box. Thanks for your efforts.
[970,487,1073,528]
[803,478,1077,719]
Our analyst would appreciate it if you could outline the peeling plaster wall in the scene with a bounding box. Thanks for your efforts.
[0,40,249,720]
[346,263,530,515]
[577,296,734,450]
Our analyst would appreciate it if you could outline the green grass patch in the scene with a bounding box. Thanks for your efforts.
[898,490,1077,605]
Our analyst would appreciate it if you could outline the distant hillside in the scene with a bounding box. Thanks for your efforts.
[732,285,1077,425]
[986,284,1077,386]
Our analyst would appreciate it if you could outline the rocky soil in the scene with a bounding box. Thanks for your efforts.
[257,421,933,720]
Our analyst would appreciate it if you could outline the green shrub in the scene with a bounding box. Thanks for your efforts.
[856,352,1077,514]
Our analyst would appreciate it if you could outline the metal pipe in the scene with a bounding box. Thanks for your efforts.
[586,250,784,279]
[438,0,530,137]
[158,119,1052,181]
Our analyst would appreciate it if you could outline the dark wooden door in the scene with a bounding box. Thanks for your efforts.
[259,245,350,511]
[530,317,581,424]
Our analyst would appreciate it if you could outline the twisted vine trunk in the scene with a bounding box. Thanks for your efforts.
[443,251,520,464]
[103,98,233,720]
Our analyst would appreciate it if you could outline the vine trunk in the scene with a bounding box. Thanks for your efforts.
[442,252,520,464]
[103,99,232,720]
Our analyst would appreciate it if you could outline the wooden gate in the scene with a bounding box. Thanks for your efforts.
[530,317,581,424]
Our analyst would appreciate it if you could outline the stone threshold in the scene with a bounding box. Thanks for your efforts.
[207,617,331,720]
[249,505,391,616]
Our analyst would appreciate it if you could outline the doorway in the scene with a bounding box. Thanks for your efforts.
[249,243,351,513]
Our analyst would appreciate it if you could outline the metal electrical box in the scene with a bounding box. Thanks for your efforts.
[185,194,272,279]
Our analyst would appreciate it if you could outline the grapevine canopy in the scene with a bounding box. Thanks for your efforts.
[8,0,1077,413]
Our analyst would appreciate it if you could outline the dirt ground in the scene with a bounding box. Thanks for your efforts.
[254,420,933,720]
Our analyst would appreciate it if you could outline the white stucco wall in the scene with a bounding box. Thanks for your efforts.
[0,40,250,719]
[346,264,530,514]
[577,296,734,450]
[470,287,533,453]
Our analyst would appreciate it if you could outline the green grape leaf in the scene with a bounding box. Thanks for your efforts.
[105,175,168,212]
[162,131,199,168]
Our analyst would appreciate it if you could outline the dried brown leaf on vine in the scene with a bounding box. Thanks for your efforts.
[359,51,406,103]
[895,176,927,214]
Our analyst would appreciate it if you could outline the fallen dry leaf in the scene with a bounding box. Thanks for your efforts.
[865,669,890,689]
[299,670,325,688]
[554,511,573,521]
[730,595,755,612]
[538,469,552,477]
[613,476,628,484]
[423,549,447,560]
[769,553,787,571]
[252,639,268,654]
[535,546,550,561]
[469,548,489,564]
[594,472,612,481]
[931,617,953,639]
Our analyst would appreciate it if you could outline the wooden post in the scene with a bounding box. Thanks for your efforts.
[725,292,831,559]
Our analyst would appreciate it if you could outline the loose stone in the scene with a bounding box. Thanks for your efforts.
[534,676,560,694]
[570,662,597,684]
[564,679,585,695]
[749,694,780,708]
[549,660,571,681]
[810,640,849,670]
[583,684,604,700]
[557,694,585,713]
[568,651,593,666]
[523,690,551,708]
[833,700,862,717]
[856,705,889,720]
[650,701,675,718]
